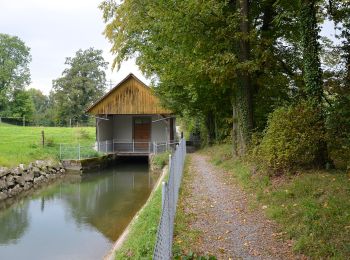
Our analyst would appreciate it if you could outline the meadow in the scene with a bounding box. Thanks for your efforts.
[0,123,96,167]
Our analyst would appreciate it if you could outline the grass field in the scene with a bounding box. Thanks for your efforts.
[0,123,96,167]
[203,144,350,259]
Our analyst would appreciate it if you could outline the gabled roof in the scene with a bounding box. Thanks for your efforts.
[87,73,171,115]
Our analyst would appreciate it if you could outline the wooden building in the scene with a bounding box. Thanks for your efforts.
[86,73,176,155]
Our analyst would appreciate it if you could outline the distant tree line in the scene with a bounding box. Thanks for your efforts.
[0,33,107,126]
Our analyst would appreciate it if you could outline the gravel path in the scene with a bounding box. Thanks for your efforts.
[183,153,297,259]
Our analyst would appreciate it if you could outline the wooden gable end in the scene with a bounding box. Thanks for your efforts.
[88,76,171,115]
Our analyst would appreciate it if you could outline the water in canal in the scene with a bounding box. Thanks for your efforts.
[0,159,155,260]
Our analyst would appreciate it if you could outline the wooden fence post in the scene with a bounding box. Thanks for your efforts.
[41,130,45,147]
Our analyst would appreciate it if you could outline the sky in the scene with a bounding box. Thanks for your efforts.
[0,0,339,95]
[0,0,147,95]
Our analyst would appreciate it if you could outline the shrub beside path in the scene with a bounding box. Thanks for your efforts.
[176,153,299,259]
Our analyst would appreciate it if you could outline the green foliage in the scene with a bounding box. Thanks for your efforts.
[151,152,170,170]
[0,33,31,93]
[300,0,323,104]
[52,48,108,124]
[27,88,50,125]
[326,92,350,169]
[9,89,35,120]
[115,185,162,259]
[257,102,326,173]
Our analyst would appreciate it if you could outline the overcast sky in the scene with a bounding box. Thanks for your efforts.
[0,0,147,95]
[0,0,339,95]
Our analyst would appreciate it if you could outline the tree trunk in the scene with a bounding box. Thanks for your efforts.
[300,0,329,166]
[232,0,254,156]
[300,0,323,103]
[206,111,216,146]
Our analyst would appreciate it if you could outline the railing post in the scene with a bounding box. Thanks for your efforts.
[78,144,81,160]
[161,181,167,209]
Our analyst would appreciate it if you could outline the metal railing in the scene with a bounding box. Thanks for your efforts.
[153,137,186,259]
[59,140,179,160]
[59,143,101,160]
[96,140,178,154]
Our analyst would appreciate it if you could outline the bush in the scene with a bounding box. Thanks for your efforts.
[151,152,170,170]
[326,94,350,169]
[257,102,326,173]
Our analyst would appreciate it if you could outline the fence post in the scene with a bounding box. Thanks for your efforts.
[23,116,25,127]
[78,144,81,160]
[41,130,45,147]
[105,140,108,153]
[161,181,167,209]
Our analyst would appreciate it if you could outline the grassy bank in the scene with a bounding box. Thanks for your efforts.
[0,124,95,167]
[203,144,350,259]
[114,181,162,259]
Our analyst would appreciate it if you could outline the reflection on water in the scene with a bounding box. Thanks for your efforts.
[0,160,154,260]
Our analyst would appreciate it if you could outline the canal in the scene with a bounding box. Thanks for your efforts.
[0,159,154,260]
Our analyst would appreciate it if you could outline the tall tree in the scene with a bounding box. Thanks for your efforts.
[0,34,31,113]
[27,88,49,125]
[101,0,257,151]
[9,90,34,120]
[300,0,324,103]
[52,48,108,124]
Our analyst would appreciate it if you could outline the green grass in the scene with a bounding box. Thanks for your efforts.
[151,151,170,170]
[0,124,96,167]
[115,185,162,259]
[202,144,350,259]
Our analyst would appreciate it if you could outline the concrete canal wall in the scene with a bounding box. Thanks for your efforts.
[0,161,66,202]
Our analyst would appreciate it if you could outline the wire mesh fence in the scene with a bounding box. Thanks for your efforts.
[153,137,186,260]
[59,143,102,160]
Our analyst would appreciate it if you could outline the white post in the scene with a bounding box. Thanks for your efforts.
[78,144,81,160]
[105,140,108,153]
[161,181,167,209]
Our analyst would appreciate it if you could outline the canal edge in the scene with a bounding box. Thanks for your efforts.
[103,165,168,260]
